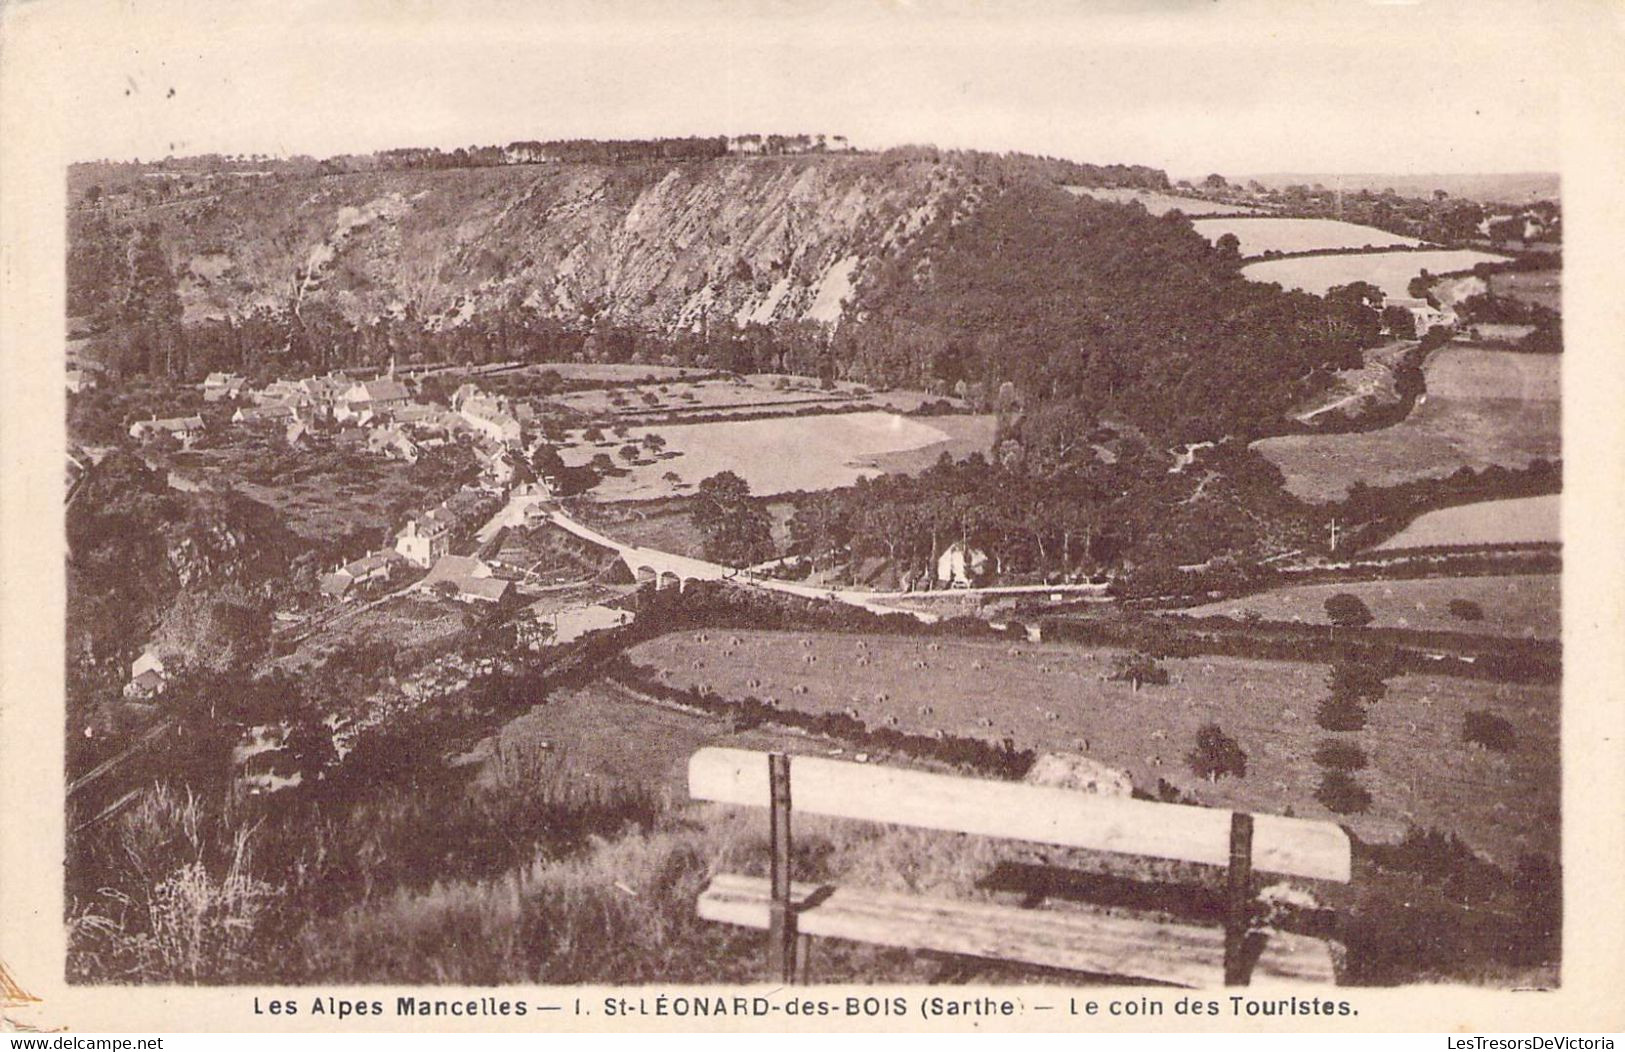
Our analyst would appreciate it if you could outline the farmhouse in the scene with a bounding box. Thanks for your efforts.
[1386,296,1456,334]
[65,369,98,394]
[936,541,989,588]
[129,415,205,444]
[420,554,511,604]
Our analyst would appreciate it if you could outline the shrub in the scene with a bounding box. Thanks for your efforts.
[1447,598,1485,622]
[1315,696,1367,732]
[1312,739,1368,771]
[1107,651,1169,690]
[1314,770,1372,814]
[1185,723,1247,782]
[1327,662,1388,705]
[1324,593,1374,628]
[1462,710,1516,752]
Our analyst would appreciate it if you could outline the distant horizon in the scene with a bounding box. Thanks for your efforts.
[17,0,1570,177]
[68,145,1562,184]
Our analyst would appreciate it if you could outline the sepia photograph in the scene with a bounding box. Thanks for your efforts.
[5,0,1624,1034]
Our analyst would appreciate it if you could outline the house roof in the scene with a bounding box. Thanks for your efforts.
[141,415,205,431]
[128,669,166,693]
[343,550,401,577]
[319,572,354,597]
[422,555,490,587]
[458,577,511,602]
[350,379,412,403]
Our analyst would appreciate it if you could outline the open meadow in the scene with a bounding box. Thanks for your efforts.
[1063,186,1266,216]
[1242,249,1510,300]
[1374,495,1560,551]
[1173,573,1559,640]
[626,629,1558,867]
[553,375,863,421]
[1255,348,1560,502]
[1489,269,1562,312]
[1191,217,1422,256]
[567,411,955,500]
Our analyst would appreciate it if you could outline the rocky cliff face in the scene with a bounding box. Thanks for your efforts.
[143,155,982,333]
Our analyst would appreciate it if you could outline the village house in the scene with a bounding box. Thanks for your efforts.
[342,377,414,416]
[474,446,518,488]
[298,373,351,406]
[233,403,301,426]
[65,369,98,394]
[123,647,168,698]
[459,396,525,446]
[202,372,246,402]
[367,424,420,463]
[936,541,990,588]
[395,510,455,567]
[318,549,404,601]
[129,415,206,445]
[1386,295,1456,334]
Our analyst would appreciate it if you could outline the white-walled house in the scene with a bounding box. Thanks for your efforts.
[936,541,989,588]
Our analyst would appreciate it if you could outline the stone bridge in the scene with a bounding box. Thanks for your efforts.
[544,510,729,592]
[543,508,936,620]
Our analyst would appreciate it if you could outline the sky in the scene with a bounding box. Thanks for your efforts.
[8,0,1574,177]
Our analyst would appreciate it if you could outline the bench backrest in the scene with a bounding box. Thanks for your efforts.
[689,746,1351,883]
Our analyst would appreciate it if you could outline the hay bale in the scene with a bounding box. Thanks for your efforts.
[1023,753,1132,797]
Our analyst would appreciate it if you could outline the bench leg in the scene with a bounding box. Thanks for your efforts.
[1224,812,1254,986]
[769,753,799,982]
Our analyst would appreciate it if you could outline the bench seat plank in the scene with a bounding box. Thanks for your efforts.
[698,873,1339,987]
[689,747,1351,883]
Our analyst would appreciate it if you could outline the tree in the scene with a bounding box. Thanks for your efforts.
[1324,593,1373,628]
[1312,739,1368,771]
[618,443,641,462]
[1463,710,1516,752]
[1186,723,1247,782]
[1447,598,1485,622]
[1315,770,1371,814]
[1315,696,1367,732]
[1381,305,1417,339]
[1107,651,1169,691]
[641,432,667,453]
[691,471,774,566]
[1327,661,1388,705]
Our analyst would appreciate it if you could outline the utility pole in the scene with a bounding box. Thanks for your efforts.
[1327,518,1341,553]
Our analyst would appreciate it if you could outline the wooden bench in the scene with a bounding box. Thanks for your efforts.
[688,746,1350,986]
